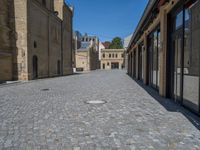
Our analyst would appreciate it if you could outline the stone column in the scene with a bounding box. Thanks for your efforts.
[128,54,130,75]
[143,33,148,85]
[131,51,134,78]
[136,45,139,79]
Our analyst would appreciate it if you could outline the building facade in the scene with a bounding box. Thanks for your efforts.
[101,49,125,70]
[98,42,105,61]
[72,31,82,70]
[75,41,98,71]
[0,0,73,82]
[127,0,200,114]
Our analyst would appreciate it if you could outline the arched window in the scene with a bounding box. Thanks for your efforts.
[57,60,61,75]
[102,53,105,58]
[32,55,38,79]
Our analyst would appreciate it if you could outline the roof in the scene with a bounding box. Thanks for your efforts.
[127,0,158,51]
[102,42,111,49]
[124,34,133,49]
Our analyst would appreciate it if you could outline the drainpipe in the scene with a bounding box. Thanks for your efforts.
[71,14,73,74]
[48,15,50,77]
[61,21,63,75]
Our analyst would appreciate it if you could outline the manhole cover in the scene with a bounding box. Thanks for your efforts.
[85,100,107,104]
[41,88,50,91]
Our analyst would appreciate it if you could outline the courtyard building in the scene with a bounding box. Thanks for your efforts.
[127,0,200,114]
[75,40,99,72]
[0,0,73,81]
[72,31,82,71]
[101,49,125,70]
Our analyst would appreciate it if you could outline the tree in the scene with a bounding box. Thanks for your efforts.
[109,37,123,49]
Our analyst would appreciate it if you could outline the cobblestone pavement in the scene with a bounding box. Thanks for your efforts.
[0,70,200,150]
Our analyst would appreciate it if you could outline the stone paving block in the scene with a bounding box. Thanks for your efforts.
[0,70,200,150]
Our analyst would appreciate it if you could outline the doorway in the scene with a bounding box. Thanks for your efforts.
[111,62,119,69]
[138,44,143,81]
[172,31,183,102]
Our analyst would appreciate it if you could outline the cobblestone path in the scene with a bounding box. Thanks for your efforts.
[0,70,200,150]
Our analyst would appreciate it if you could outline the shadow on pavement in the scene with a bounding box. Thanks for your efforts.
[131,77,200,130]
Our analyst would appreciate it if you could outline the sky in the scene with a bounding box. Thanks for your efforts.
[66,0,148,42]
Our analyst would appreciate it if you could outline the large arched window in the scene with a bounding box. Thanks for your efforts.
[32,55,38,79]
[57,60,61,75]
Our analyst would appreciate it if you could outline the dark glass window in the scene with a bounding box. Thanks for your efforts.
[183,1,200,111]
[148,27,160,89]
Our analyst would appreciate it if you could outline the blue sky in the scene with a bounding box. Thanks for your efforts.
[66,0,148,42]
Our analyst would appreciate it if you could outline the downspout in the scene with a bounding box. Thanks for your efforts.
[48,15,50,77]
[71,10,73,74]
[61,21,63,75]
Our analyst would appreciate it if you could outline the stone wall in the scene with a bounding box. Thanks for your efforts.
[0,0,73,81]
[0,0,13,81]
[28,1,49,79]
[13,0,28,80]
[75,51,89,71]
[62,4,73,75]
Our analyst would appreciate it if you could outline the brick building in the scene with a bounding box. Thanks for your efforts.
[0,0,73,81]
[127,0,200,114]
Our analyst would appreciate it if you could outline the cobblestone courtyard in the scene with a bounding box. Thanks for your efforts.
[0,70,200,150]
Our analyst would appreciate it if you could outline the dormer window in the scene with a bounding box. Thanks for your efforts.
[42,0,46,6]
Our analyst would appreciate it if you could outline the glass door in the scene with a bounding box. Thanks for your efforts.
[138,45,143,81]
[172,33,182,102]
[182,2,200,112]
[169,0,200,113]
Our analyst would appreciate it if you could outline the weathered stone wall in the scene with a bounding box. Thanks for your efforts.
[36,0,54,11]
[28,0,63,79]
[90,49,99,70]
[62,4,73,75]
[0,0,73,81]
[28,1,49,79]
[49,16,62,77]
[75,51,89,71]
[13,0,28,80]
[0,0,13,81]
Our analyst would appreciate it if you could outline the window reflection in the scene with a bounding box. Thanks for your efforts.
[175,11,183,30]
[183,2,200,111]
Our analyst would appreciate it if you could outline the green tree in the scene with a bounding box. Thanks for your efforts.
[109,37,123,49]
